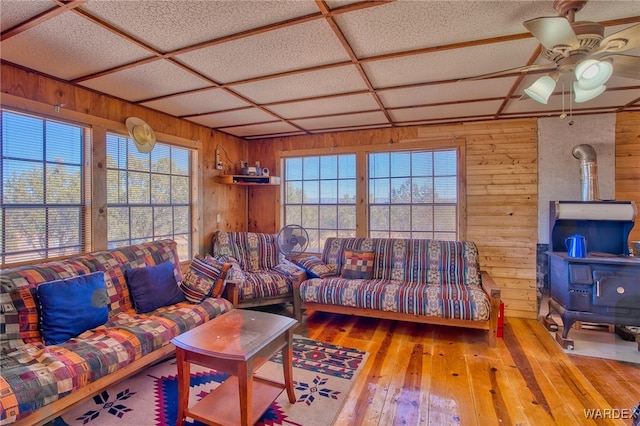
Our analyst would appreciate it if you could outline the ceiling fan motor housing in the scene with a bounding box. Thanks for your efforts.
[542,21,604,70]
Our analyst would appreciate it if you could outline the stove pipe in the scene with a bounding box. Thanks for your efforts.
[572,144,599,201]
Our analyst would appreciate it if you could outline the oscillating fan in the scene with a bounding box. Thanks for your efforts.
[277,225,309,257]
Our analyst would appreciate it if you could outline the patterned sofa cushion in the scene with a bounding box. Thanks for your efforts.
[1,239,184,350]
[0,297,232,424]
[211,231,305,303]
[0,239,234,424]
[211,231,283,272]
[299,277,490,321]
[321,238,482,286]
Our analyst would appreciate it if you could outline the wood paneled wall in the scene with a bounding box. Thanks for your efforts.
[248,120,539,318]
[3,62,638,318]
[615,112,640,244]
[0,63,248,256]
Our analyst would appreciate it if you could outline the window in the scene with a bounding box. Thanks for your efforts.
[1,110,87,264]
[106,134,192,261]
[283,154,356,252]
[369,149,458,240]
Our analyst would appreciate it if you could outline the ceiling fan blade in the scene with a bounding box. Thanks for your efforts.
[523,17,580,51]
[601,54,640,80]
[462,63,558,81]
[590,23,640,55]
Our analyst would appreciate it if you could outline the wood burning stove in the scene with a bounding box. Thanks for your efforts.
[546,200,640,350]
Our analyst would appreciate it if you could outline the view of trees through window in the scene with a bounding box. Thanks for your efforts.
[369,149,458,240]
[283,155,356,252]
[1,110,86,264]
[106,134,192,261]
[283,148,459,250]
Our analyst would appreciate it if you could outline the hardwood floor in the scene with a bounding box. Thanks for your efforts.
[293,309,640,426]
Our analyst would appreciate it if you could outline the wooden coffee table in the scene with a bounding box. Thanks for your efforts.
[171,309,298,426]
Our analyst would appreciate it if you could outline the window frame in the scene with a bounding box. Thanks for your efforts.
[1,108,91,265]
[0,98,202,268]
[105,132,194,261]
[278,138,466,242]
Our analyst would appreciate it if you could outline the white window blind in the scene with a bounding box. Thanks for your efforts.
[106,134,192,261]
[1,110,87,264]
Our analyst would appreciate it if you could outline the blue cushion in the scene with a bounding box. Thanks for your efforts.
[37,271,109,345]
[126,261,186,313]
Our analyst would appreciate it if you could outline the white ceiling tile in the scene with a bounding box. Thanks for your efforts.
[266,93,380,118]
[80,0,320,52]
[292,111,389,130]
[378,78,518,108]
[335,1,553,57]
[390,100,504,122]
[1,0,51,31]
[229,65,369,104]
[184,108,277,128]
[141,89,251,116]
[221,122,301,137]
[79,60,211,102]
[0,12,151,80]
[176,19,350,83]
[363,38,541,88]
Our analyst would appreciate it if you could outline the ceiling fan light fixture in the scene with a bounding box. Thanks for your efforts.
[573,82,606,103]
[575,59,613,91]
[524,75,557,104]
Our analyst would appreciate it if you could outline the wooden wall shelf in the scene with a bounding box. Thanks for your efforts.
[219,175,281,186]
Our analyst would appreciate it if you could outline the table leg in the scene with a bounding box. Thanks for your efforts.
[284,330,296,403]
[238,361,252,426]
[176,349,190,426]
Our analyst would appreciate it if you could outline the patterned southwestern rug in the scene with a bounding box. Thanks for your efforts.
[52,337,368,426]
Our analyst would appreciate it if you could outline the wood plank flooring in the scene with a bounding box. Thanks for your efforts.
[294,309,640,426]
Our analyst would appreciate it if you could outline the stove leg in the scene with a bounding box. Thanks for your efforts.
[560,316,576,339]
[555,332,575,350]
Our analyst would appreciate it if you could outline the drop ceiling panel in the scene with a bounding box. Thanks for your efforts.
[378,78,518,108]
[222,122,301,138]
[176,19,350,84]
[80,60,211,102]
[184,108,277,128]
[292,111,389,130]
[229,65,369,104]
[1,0,51,31]
[363,38,541,89]
[390,100,504,122]
[266,93,379,119]
[141,89,251,117]
[335,1,554,57]
[0,12,151,80]
[80,0,320,52]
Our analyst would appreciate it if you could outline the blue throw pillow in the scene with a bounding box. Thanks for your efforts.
[126,261,186,313]
[38,271,109,346]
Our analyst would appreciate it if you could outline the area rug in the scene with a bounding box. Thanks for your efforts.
[52,337,368,426]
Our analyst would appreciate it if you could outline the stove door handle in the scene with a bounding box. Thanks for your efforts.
[596,280,600,297]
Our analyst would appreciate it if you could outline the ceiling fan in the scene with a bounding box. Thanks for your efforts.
[466,0,640,104]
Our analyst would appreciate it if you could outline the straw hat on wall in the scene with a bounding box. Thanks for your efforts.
[125,117,156,153]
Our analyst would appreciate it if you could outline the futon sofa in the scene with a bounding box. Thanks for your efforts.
[0,240,233,425]
[295,237,501,346]
[210,231,306,321]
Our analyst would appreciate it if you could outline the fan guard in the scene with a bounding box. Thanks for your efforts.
[277,225,309,257]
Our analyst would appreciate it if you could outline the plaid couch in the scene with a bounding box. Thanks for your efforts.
[0,240,232,425]
[210,231,306,320]
[296,238,501,346]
